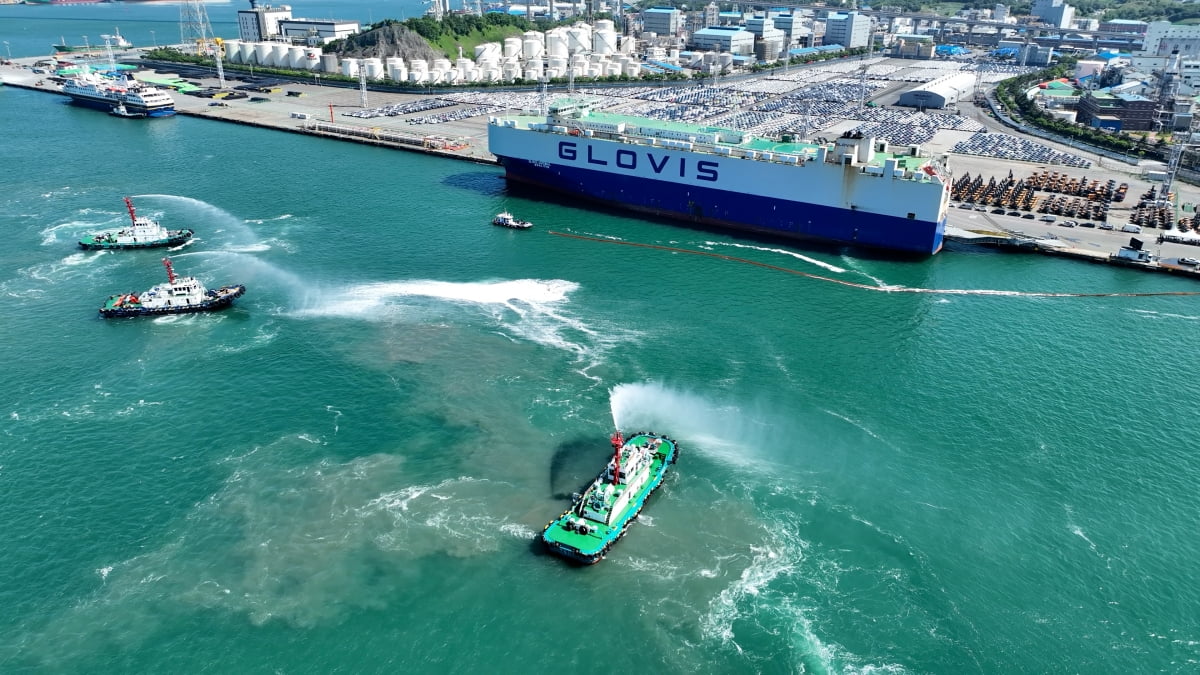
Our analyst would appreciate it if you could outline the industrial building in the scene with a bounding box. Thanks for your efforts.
[1076,88,1157,131]
[823,11,870,50]
[641,7,683,37]
[690,26,755,56]
[897,72,975,109]
[237,3,359,44]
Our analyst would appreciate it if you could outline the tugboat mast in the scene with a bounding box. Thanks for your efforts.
[162,257,176,283]
[610,430,624,484]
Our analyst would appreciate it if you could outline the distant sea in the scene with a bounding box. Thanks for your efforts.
[4,4,1200,673]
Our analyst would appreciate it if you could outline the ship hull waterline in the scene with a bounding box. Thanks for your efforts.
[497,157,946,255]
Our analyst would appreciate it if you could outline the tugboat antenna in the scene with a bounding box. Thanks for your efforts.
[162,257,175,283]
[124,196,137,225]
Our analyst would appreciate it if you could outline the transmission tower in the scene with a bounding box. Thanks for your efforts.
[359,64,369,109]
[179,0,214,57]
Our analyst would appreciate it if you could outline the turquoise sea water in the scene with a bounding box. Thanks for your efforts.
[4,11,1200,672]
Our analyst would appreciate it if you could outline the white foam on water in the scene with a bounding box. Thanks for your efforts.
[290,278,634,365]
[705,241,847,273]
[1131,309,1200,321]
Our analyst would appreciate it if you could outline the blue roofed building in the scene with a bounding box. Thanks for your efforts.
[690,26,756,55]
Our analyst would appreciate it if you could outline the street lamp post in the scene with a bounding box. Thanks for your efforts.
[3,41,11,60]
[150,30,156,48]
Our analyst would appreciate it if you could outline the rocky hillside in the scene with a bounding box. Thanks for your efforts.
[330,23,443,62]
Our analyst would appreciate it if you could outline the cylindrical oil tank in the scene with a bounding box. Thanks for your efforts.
[362,57,384,79]
[593,29,616,55]
[524,66,542,81]
[253,42,272,65]
[623,63,640,77]
[302,47,322,70]
[287,46,306,69]
[475,42,501,60]
[523,39,544,60]
[586,64,601,78]
[523,30,544,46]
[236,41,255,63]
[386,57,406,80]
[548,56,568,71]
[545,66,562,79]
[456,57,473,72]
[408,69,427,84]
[433,58,452,72]
[482,67,501,82]
[501,61,521,80]
[269,43,289,67]
[566,27,590,54]
[546,32,568,58]
[222,39,240,62]
[595,19,614,32]
[503,37,522,58]
[570,53,588,68]
[718,52,734,68]
[589,52,604,64]
[668,48,680,61]
[320,53,339,73]
[604,62,621,76]
[409,58,428,72]
[340,58,359,77]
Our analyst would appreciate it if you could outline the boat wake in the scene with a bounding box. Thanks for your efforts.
[703,241,847,273]
[291,278,636,366]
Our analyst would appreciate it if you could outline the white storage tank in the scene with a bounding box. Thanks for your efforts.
[523,30,544,44]
[482,67,501,82]
[433,58,452,72]
[475,42,501,60]
[428,69,445,84]
[363,57,384,79]
[502,61,521,80]
[409,58,429,73]
[320,53,339,73]
[523,39,544,60]
[604,62,621,76]
[546,31,568,57]
[668,48,680,62]
[302,47,322,70]
[237,41,255,63]
[593,29,617,55]
[566,27,590,54]
[623,63,640,78]
[456,57,474,72]
[287,46,306,69]
[524,66,543,81]
[269,43,289,67]
[570,53,588,68]
[222,39,240,62]
[548,56,568,71]
[595,19,614,32]
[503,37,522,58]
[340,58,359,77]
[408,69,428,84]
[545,65,562,79]
[718,52,734,68]
[253,42,272,65]
[386,57,406,81]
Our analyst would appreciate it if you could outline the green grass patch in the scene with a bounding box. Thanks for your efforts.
[926,2,965,16]
[429,26,526,59]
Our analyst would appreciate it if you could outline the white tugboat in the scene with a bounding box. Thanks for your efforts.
[79,197,194,250]
[492,212,533,230]
[99,257,245,318]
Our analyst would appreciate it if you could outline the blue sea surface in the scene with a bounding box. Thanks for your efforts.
[3,7,1200,672]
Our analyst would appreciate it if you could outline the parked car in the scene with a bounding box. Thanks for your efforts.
[1099,223,1114,230]
[1060,221,1077,228]
[1080,222,1096,228]
[1180,257,1199,266]
[1121,224,1142,233]
[1022,213,1037,219]
[1007,211,1021,217]
[1040,214,1057,222]
[991,208,1006,214]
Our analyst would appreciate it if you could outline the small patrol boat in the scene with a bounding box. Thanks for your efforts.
[109,103,146,119]
[99,257,245,318]
[541,430,678,564]
[79,197,193,250]
[492,212,532,230]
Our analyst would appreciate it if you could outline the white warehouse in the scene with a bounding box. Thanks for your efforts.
[897,72,975,109]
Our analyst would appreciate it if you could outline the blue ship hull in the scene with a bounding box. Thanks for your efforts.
[499,158,945,255]
[64,94,176,117]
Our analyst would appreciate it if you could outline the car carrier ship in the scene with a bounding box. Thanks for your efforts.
[488,99,951,255]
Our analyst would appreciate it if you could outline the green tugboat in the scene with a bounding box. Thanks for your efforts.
[542,430,678,564]
[79,197,194,250]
